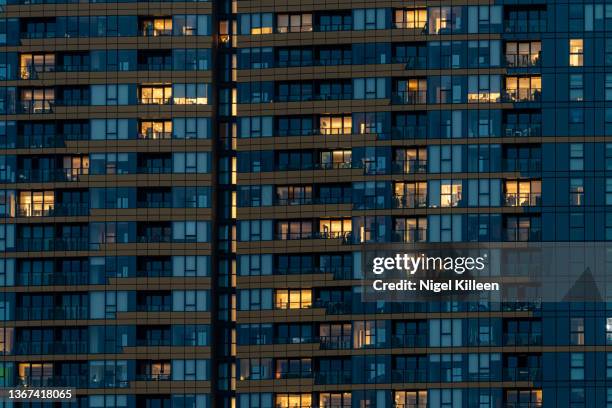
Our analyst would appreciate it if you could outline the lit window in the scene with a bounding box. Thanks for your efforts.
[142,18,173,36]
[570,318,585,345]
[505,76,541,102]
[440,180,462,207]
[395,78,427,104]
[139,85,172,104]
[274,289,312,309]
[0,327,13,354]
[504,180,541,206]
[19,53,55,79]
[468,75,501,103]
[394,182,427,209]
[319,218,352,239]
[319,115,352,135]
[394,8,427,29]
[20,88,55,113]
[139,121,172,139]
[607,318,612,344]
[395,391,428,408]
[277,13,313,33]
[320,150,351,169]
[569,39,584,67]
[19,191,54,217]
[570,178,584,206]
[275,394,312,408]
[173,84,209,105]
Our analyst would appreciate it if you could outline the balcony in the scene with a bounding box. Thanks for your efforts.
[504,193,541,207]
[392,90,427,105]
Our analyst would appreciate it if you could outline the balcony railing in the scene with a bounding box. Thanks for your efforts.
[504,19,546,33]
[16,237,89,252]
[391,369,427,383]
[392,90,427,105]
[391,56,427,69]
[319,335,351,350]
[504,227,541,242]
[137,63,172,71]
[315,23,352,32]
[17,203,89,217]
[16,341,88,355]
[503,158,541,173]
[17,168,88,182]
[502,367,541,382]
[503,124,541,137]
[20,65,55,80]
[390,126,427,140]
[391,159,427,174]
[391,334,427,347]
[392,194,427,209]
[505,54,541,68]
[19,100,54,114]
[313,300,352,315]
[137,200,172,208]
[314,371,352,385]
[503,89,541,103]
[504,193,541,207]
[16,271,90,286]
[138,132,172,140]
[16,306,88,320]
[504,403,543,408]
[391,228,427,243]
[503,333,542,346]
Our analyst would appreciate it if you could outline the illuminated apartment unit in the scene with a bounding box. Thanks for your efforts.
[0,0,611,407]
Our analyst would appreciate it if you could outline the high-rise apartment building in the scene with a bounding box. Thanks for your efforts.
[2,0,612,407]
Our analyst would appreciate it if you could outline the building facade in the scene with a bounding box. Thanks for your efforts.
[2,0,612,407]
